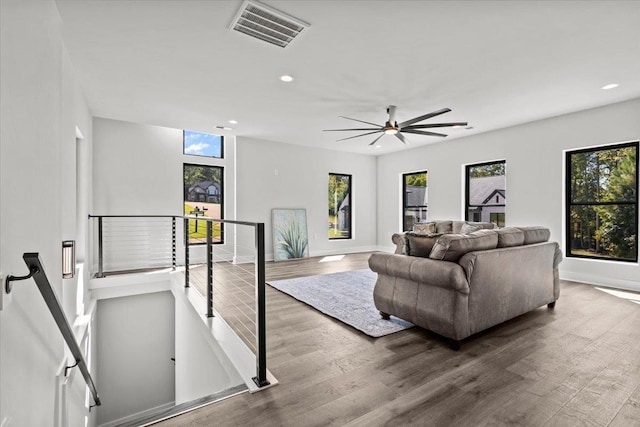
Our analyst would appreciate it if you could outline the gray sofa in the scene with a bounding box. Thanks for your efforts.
[369,220,562,349]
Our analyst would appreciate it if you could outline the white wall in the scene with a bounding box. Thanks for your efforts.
[0,0,95,425]
[377,98,640,290]
[174,292,244,405]
[92,119,184,216]
[236,137,378,259]
[96,291,175,425]
[93,120,378,261]
[92,117,236,265]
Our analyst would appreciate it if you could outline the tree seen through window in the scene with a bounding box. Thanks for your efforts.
[567,142,638,261]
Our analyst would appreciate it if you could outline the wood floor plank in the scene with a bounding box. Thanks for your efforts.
[154,252,640,427]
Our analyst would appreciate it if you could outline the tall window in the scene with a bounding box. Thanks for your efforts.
[465,161,506,227]
[566,141,638,262]
[184,164,223,244]
[183,130,223,158]
[402,171,428,232]
[328,173,351,239]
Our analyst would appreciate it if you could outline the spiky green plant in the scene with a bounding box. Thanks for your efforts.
[276,214,308,259]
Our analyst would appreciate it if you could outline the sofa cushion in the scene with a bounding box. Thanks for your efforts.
[429,230,498,262]
[412,222,437,235]
[406,233,442,257]
[517,226,550,245]
[496,227,525,248]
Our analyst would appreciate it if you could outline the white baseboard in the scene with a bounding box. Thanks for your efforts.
[560,272,640,292]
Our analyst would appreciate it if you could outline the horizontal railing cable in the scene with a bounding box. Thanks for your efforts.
[89,214,270,388]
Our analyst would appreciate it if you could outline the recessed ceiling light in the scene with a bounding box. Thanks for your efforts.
[229,120,238,124]
[280,75,294,82]
[373,145,381,148]
[602,83,619,90]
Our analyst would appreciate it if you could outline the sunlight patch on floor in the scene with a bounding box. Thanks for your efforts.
[319,254,345,263]
[595,287,640,303]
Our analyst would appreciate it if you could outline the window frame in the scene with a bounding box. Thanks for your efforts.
[402,170,428,232]
[183,163,224,245]
[328,173,352,240]
[183,130,224,159]
[565,141,638,263]
[465,160,506,225]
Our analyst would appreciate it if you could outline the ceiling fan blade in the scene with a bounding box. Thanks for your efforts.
[336,130,383,142]
[338,116,382,127]
[323,127,382,132]
[403,122,468,129]
[395,133,409,145]
[368,133,385,146]
[401,129,447,137]
[398,108,451,128]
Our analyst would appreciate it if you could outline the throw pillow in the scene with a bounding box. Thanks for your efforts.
[460,223,481,234]
[434,221,454,234]
[412,222,436,235]
[406,233,442,257]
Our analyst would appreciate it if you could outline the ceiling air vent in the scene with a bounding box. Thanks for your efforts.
[229,0,310,48]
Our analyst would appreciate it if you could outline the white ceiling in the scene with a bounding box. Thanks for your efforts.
[56,0,640,155]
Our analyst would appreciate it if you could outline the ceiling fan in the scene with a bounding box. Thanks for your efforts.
[324,105,468,146]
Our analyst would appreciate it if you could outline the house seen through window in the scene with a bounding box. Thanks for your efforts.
[328,173,351,239]
[183,163,223,244]
[402,171,428,232]
[566,141,638,262]
[465,161,506,227]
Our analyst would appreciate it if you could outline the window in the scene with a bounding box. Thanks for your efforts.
[183,130,223,158]
[465,160,506,227]
[402,171,428,232]
[566,141,638,262]
[184,164,223,244]
[328,173,351,239]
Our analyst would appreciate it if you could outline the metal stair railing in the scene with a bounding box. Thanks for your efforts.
[6,253,101,408]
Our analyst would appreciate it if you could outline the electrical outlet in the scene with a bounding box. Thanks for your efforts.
[0,273,11,311]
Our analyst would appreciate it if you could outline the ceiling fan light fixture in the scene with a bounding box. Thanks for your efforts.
[384,127,398,135]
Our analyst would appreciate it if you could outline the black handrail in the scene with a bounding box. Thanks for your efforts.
[8,253,101,407]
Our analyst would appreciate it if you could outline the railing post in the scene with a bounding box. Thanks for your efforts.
[97,217,104,278]
[206,221,214,318]
[253,222,269,388]
[184,218,190,288]
[171,217,176,270]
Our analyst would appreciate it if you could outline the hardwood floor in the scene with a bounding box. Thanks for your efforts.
[157,253,640,427]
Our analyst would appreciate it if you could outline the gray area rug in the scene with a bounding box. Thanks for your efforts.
[268,269,413,337]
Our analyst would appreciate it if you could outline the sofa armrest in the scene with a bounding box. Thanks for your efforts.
[368,253,469,294]
[391,233,406,254]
